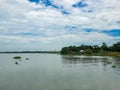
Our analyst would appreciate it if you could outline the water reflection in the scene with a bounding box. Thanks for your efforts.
[61,55,108,64]
[61,55,120,72]
[112,57,120,72]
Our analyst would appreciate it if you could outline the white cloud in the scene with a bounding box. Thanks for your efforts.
[0,0,120,51]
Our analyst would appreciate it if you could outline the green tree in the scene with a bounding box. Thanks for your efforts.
[69,46,79,52]
[60,47,69,54]
[112,42,120,52]
[92,45,101,53]
[101,42,108,51]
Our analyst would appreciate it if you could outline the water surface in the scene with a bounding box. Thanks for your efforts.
[0,54,120,90]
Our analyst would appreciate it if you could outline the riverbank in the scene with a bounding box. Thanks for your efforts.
[60,42,120,57]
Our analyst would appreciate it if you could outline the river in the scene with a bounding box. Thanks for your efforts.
[0,53,120,90]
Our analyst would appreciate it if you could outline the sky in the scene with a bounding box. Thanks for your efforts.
[0,0,120,51]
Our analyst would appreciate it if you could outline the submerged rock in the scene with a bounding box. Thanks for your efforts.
[26,58,29,60]
[15,62,19,65]
[112,65,116,68]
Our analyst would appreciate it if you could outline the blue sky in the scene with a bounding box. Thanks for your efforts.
[0,0,120,51]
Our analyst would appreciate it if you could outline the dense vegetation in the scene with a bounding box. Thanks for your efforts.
[60,42,120,56]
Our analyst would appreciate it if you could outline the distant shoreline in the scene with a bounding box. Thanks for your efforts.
[0,51,60,54]
[0,51,120,57]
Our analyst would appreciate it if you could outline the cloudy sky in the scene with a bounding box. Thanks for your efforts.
[0,0,120,51]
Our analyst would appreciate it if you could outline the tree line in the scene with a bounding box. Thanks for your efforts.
[60,42,120,55]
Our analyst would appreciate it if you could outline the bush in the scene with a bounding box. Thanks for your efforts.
[84,49,93,54]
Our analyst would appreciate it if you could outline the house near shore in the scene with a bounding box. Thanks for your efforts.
[80,50,84,53]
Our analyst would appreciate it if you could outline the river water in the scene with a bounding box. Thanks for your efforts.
[0,53,120,90]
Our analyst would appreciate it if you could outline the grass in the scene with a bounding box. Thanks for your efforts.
[106,52,120,57]
[13,56,22,59]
